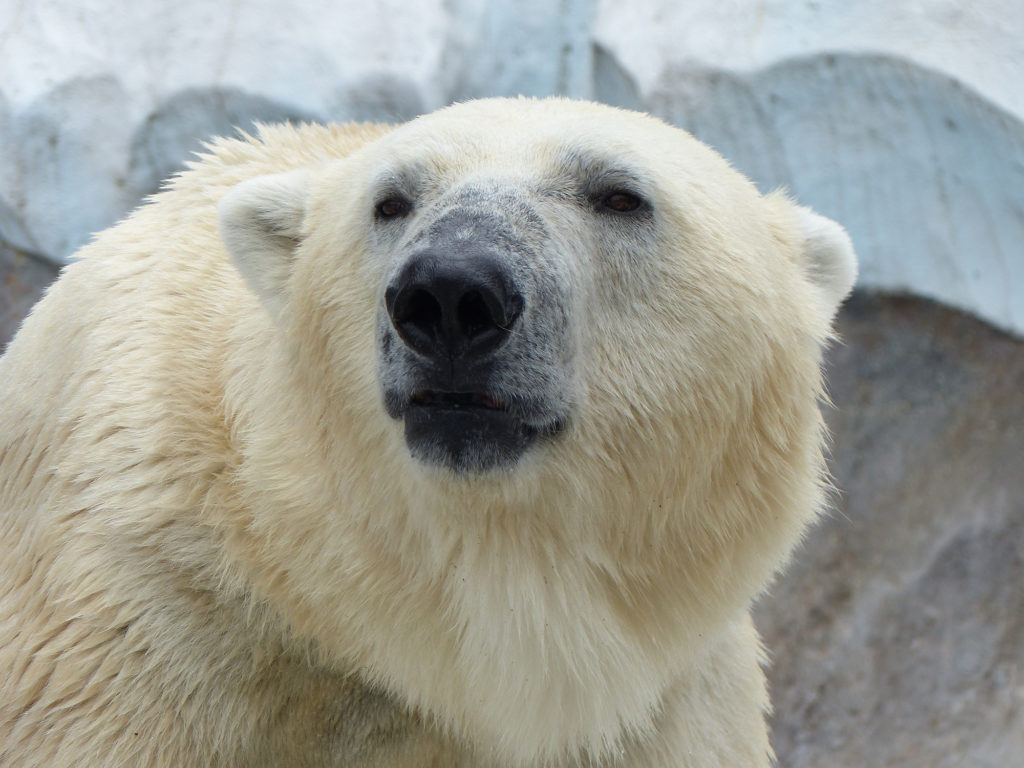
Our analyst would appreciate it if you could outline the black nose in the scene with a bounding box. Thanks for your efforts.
[385,249,523,361]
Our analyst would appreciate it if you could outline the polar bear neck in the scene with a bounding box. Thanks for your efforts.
[221,298,824,765]
[227,409,810,765]
[233,480,704,765]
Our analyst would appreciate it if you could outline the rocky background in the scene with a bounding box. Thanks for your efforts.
[756,293,1024,766]
[2,1,1022,765]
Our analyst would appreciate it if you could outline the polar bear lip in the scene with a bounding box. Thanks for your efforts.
[409,390,508,411]
[403,398,534,472]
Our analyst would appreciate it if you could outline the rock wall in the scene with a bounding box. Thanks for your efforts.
[0,241,55,347]
[756,292,1024,767]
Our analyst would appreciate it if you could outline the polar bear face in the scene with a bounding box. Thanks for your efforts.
[213,99,858,764]
[220,98,856,480]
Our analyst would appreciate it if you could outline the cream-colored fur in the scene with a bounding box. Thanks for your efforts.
[0,98,855,767]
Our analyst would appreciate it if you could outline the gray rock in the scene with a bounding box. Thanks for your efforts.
[0,240,57,352]
[757,292,1024,767]
[127,88,317,205]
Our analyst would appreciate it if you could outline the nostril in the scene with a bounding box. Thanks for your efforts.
[393,288,444,353]
[458,290,493,340]
[397,289,443,328]
[456,289,516,350]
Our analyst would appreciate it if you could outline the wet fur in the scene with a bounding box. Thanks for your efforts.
[0,99,855,767]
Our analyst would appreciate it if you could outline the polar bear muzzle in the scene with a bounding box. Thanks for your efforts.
[386,243,534,472]
[377,189,572,474]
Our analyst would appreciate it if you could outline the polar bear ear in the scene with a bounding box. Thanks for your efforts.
[218,169,311,318]
[793,206,858,318]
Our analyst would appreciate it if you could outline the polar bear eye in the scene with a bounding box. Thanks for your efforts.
[600,190,644,214]
[375,197,412,220]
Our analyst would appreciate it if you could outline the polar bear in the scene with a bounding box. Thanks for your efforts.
[0,98,855,767]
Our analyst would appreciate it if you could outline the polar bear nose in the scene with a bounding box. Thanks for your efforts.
[385,250,524,361]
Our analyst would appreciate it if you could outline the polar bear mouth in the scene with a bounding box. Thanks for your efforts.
[400,389,561,472]
[409,390,508,411]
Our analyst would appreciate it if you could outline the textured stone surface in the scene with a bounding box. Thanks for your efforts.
[0,241,56,353]
[756,292,1024,767]
[2,0,1023,334]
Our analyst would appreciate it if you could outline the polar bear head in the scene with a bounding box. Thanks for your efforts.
[215,98,856,762]
[219,98,855,482]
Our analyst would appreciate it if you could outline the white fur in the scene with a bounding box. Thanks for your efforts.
[218,168,310,318]
[793,205,859,318]
[0,99,855,767]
